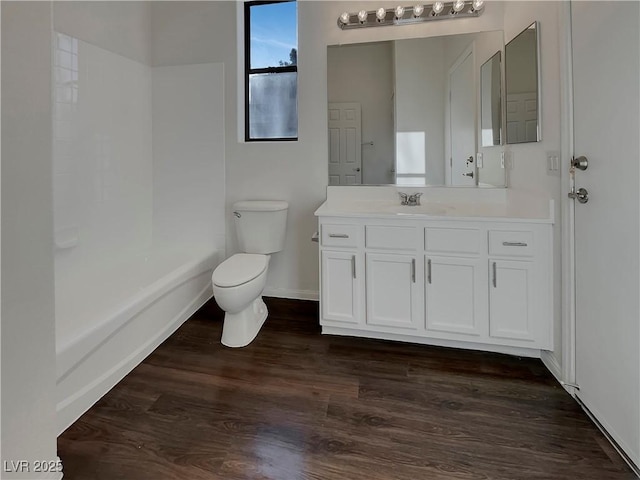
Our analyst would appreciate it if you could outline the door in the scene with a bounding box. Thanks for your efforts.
[572,1,640,466]
[328,102,362,185]
[426,256,484,336]
[366,253,420,329]
[321,250,363,325]
[448,46,476,186]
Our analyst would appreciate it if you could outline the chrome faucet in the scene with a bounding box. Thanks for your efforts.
[399,192,422,206]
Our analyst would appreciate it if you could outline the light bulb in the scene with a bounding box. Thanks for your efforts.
[357,9,368,23]
[339,11,350,25]
[432,1,444,15]
[452,0,465,13]
[394,5,405,18]
[376,7,386,21]
[413,4,424,17]
[471,0,484,11]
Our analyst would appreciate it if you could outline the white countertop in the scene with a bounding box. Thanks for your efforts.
[314,186,555,224]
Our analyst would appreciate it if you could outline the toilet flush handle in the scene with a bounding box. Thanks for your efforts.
[233,211,241,218]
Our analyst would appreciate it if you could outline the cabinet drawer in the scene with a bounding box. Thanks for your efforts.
[425,227,481,255]
[366,225,416,251]
[322,224,360,247]
[489,231,534,257]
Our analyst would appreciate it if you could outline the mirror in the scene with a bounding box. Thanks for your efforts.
[481,51,502,147]
[505,21,540,144]
[327,30,505,188]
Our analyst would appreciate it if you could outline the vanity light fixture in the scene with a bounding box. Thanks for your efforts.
[337,1,485,29]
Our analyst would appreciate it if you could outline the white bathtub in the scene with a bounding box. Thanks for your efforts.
[55,246,219,434]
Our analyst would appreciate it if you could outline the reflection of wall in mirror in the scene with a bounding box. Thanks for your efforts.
[506,29,538,143]
[394,37,445,185]
[327,42,394,185]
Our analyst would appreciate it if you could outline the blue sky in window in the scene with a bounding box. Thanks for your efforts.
[250,1,297,69]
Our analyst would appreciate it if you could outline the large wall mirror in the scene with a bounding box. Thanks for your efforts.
[505,21,540,144]
[327,30,505,188]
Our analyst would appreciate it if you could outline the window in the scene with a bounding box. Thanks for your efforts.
[244,0,298,141]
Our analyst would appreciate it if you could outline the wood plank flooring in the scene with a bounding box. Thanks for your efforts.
[58,298,636,479]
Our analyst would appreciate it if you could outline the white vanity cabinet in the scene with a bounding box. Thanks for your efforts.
[317,214,553,356]
[319,224,364,326]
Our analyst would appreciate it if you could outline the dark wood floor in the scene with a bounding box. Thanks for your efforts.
[58,298,636,479]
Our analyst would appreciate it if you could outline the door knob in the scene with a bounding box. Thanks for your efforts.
[353,167,361,172]
[571,156,588,171]
[463,171,474,178]
[568,187,589,204]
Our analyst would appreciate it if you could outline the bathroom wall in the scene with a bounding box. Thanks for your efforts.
[1,1,60,476]
[502,1,565,374]
[151,62,226,253]
[150,1,505,300]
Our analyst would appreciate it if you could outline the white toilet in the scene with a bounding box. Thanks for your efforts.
[212,200,288,347]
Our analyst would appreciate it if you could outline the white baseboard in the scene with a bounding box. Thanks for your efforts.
[541,350,563,384]
[56,286,212,434]
[322,326,542,358]
[262,287,318,301]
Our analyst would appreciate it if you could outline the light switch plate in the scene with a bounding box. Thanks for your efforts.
[476,152,483,168]
[547,151,560,176]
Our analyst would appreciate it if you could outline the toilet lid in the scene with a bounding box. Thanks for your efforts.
[212,254,268,287]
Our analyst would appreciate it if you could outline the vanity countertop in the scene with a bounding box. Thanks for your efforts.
[314,186,555,224]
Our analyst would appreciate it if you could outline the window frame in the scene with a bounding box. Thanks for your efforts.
[244,0,298,142]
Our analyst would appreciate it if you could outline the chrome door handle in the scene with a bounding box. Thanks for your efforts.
[353,167,361,172]
[351,255,356,279]
[427,259,432,284]
[463,171,474,178]
[411,258,416,283]
[568,187,589,204]
[571,155,588,171]
[502,241,528,247]
[492,262,497,288]
[329,233,349,238]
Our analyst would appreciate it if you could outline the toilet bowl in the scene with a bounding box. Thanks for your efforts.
[212,253,270,347]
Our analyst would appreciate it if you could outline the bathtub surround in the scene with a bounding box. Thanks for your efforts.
[52,22,225,431]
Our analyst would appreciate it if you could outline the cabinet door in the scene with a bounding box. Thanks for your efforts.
[366,253,420,329]
[321,250,363,325]
[489,259,535,342]
[425,256,485,336]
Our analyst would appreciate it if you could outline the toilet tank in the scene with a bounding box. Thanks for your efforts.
[233,200,288,254]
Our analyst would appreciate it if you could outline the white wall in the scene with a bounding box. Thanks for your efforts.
[152,62,226,253]
[502,2,564,370]
[1,2,60,477]
[327,41,394,185]
[150,1,505,301]
[53,1,152,65]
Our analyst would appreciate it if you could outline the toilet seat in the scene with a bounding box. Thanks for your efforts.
[212,254,268,288]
